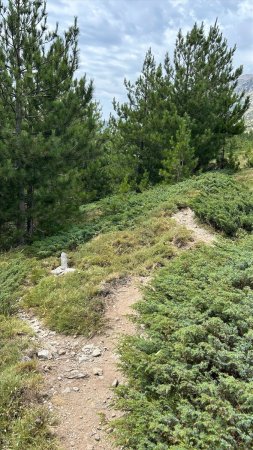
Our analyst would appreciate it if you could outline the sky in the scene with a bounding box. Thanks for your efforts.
[46,0,253,118]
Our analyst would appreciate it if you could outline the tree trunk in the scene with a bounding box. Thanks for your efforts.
[27,184,34,237]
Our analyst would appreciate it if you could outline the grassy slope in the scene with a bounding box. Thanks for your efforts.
[111,172,253,449]
[0,254,58,449]
[114,237,253,449]
[1,170,253,448]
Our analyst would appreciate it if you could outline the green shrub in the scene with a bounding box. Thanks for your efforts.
[114,237,253,449]
[29,179,197,258]
[191,173,253,235]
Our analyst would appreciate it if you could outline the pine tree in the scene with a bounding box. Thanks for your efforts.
[0,0,98,244]
[160,115,197,183]
[111,48,177,188]
[173,21,249,167]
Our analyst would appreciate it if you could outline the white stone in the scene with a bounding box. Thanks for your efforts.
[62,387,71,394]
[92,348,102,357]
[37,350,51,360]
[61,252,68,270]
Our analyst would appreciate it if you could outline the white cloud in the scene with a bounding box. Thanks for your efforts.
[45,0,253,118]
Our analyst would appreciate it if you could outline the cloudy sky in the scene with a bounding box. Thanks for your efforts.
[46,0,253,118]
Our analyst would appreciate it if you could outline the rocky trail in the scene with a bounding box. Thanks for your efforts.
[18,208,216,450]
[19,278,144,450]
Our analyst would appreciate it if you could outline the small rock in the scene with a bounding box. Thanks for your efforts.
[93,368,103,376]
[73,387,80,392]
[112,379,119,388]
[62,387,71,394]
[92,348,102,357]
[82,344,94,354]
[94,434,100,441]
[38,350,51,360]
[42,365,52,372]
[65,370,88,380]
[58,349,66,356]
[78,355,90,363]
[21,356,32,362]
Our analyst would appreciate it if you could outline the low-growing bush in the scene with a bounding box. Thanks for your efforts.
[114,237,253,449]
[191,173,253,235]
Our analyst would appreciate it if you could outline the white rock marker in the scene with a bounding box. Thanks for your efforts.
[61,252,68,270]
[51,252,76,276]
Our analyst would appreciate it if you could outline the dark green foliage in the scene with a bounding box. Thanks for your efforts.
[110,49,180,188]
[109,21,248,191]
[191,173,253,235]
[114,237,253,449]
[173,21,249,168]
[160,114,197,182]
[29,172,252,257]
[28,177,195,257]
[0,0,102,246]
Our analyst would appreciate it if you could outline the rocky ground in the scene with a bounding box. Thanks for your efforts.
[19,278,144,450]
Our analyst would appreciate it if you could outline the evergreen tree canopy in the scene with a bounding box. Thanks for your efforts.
[110,21,249,189]
[111,48,178,188]
[173,21,249,167]
[0,0,100,245]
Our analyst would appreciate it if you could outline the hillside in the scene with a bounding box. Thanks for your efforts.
[237,74,253,129]
[1,170,253,449]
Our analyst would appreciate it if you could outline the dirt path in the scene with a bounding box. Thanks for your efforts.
[18,208,215,449]
[19,277,145,450]
[172,207,216,245]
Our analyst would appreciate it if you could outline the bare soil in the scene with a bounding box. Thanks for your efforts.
[172,207,216,245]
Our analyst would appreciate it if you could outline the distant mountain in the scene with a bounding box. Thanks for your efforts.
[236,74,253,129]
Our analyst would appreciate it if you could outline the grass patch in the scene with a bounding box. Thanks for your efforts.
[28,177,198,258]
[29,171,253,258]
[235,168,253,191]
[113,236,253,449]
[0,255,58,449]
[23,217,191,335]
[0,315,58,450]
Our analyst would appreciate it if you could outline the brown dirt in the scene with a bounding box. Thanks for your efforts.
[20,277,146,450]
[172,207,216,245]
